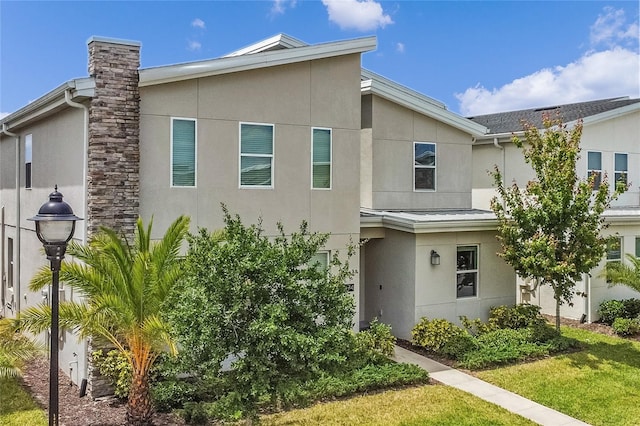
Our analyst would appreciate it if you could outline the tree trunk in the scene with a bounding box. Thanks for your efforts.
[555,299,561,333]
[126,367,154,426]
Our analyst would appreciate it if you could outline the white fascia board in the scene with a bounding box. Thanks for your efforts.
[140,36,377,87]
[361,70,489,137]
[602,208,640,225]
[224,33,307,57]
[573,102,640,127]
[360,209,499,234]
[0,78,95,132]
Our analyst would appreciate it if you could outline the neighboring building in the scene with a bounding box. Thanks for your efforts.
[470,98,640,322]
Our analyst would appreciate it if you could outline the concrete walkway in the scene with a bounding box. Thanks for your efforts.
[393,345,590,426]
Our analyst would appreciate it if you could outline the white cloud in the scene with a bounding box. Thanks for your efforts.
[187,40,202,52]
[271,0,296,15]
[322,0,393,32]
[590,6,639,48]
[457,7,640,116]
[191,18,206,29]
[0,112,9,119]
[396,42,405,53]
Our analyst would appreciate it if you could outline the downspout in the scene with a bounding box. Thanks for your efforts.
[2,123,20,313]
[64,89,89,245]
[65,89,89,384]
[493,137,505,208]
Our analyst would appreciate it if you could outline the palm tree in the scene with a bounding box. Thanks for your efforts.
[602,253,640,292]
[0,317,42,378]
[18,215,190,425]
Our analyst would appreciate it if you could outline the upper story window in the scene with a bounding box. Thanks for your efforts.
[312,128,332,189]
[456,245,478,298]
[606,237,622,263]
[614,153,628,187]
[240,123,274,188]
[414,142,436,191]
[171,118,197,187]
[636,236,640,258]
[309,251,329,272]
[25,134,32,189]
[587,151,602,190]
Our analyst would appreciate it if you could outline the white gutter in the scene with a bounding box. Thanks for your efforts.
[64,90,89,245]
[1,123,20,313]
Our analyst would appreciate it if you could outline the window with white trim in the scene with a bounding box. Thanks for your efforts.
[7,237,13,289]
[614,153,628,187]
[312,128,331,189]
[309,251,329,272]
[456,245,478,298]
[240,123,274,187]
[606,237,622,263]
[587,151,602,190]
[414,142,436,191]
[171,118,196,187]
[25,134,32,189]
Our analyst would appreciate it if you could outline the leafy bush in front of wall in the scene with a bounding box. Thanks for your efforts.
[622,298,640,319]
[599,299,626,325]
[411,318,468,352]
[441,332,479,360]
[458,328,548,369]
[489,304,544,329]
[92,349,132,399]
[460,315,498,336]
[612,317,640,336]
[354,318,396,359]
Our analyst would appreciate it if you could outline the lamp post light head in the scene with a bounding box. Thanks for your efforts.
[29,186,83,264]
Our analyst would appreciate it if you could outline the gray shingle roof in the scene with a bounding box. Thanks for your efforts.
[467,97,640,134]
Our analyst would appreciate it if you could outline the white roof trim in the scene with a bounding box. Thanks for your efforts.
[224,33,307,57]
[140,36,377,87]
[360,208,498,234]
[0,78,95,131]
[361,69,489,137]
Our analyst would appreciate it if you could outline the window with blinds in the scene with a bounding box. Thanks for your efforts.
[240,123,274,187]
[171,118,196,187]
[312,128,331,189]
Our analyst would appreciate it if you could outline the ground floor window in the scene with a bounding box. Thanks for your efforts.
[456,245,478,298]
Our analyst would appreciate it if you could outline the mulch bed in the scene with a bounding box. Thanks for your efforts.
[19,357,184,425]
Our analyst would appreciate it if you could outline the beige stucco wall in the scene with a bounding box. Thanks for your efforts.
[364,96,474,210]
[139,54,363,323]
[0,105,88,385]
[363,228,516,340]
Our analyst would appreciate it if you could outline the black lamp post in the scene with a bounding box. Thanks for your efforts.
[29,186,82,426]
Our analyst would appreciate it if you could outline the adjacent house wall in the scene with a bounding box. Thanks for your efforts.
[364,95,474,210]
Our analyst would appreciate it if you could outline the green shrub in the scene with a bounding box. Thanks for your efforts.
[441,333,479,360]
[622,299,640,319]
[612,317,640,336]
[489,304,543,329]
[599,300,626,325]
[459,329,548,369]
[460,316,498,336]
[181,401,208,425]
[527,320,559,343]
[411,318,467,352]
[91,349,131,398]
[151,379,199,412]
[355,318,396,358]
[546,335,580,352]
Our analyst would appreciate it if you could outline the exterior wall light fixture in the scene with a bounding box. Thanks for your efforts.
[430,250,440,266]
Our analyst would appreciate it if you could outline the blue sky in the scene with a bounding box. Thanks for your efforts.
[1,1,638,117]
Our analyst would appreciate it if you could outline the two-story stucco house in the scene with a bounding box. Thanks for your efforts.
[470,98,640,322]
[0,34,377,392]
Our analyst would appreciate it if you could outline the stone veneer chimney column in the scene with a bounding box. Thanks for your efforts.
[87,37,141,239]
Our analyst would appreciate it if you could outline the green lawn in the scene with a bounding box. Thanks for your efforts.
[0,376,47,426]
[262,385,536,425]
[475,327,640,426]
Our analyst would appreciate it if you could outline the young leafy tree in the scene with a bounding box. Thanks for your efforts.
[601,253,640,293]
[18,216,190,426]
[490,115,625,332]
[166,206,356,416]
